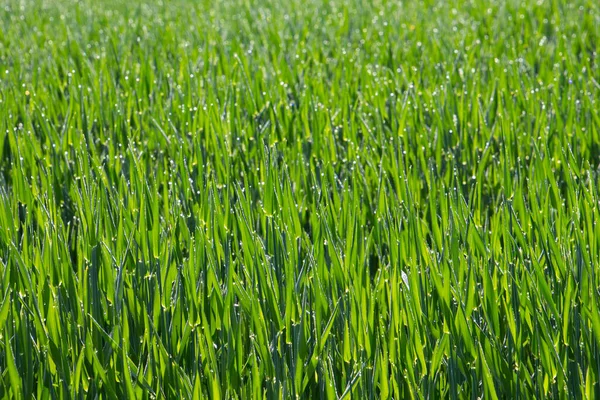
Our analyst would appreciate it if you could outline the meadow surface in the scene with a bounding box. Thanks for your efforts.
[1,0,600,398]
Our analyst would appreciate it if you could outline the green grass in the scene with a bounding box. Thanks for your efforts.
[1,0,600,397]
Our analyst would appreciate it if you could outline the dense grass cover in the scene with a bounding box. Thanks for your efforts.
[1,0,600,398]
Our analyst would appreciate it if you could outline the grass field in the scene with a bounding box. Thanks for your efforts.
[1,0,600,398]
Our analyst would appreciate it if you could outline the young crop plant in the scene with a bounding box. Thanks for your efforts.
[1,0,600,398]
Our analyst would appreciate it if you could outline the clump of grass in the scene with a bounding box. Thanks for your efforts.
[1,0,600,398]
